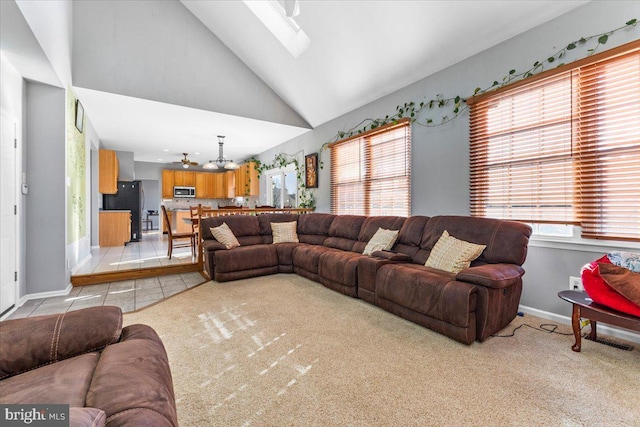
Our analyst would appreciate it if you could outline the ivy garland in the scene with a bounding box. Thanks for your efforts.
[248,152,316,209]
[324,18,638,144]
[248,19,637,207]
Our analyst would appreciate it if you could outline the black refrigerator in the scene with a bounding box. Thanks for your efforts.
[103,181,143,242]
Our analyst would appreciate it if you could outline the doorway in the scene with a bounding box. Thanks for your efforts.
[0,112,18,315]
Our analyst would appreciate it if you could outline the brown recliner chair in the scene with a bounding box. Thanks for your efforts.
[0,306,178,427]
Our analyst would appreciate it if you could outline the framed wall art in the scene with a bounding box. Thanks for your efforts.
[305,153,318,188]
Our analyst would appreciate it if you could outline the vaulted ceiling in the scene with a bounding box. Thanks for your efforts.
[1,0,589,166]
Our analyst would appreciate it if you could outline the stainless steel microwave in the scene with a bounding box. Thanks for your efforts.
[174,186,196,198]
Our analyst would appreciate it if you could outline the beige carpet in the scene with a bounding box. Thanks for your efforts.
[124,274,640,427]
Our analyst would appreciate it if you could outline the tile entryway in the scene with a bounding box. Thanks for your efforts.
[5,272,205,320]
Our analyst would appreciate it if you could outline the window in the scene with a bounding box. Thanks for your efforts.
[330,119,411,216]
[469,40,640,242]
[265,166,297,208]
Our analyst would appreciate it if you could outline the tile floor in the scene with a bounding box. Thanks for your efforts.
[6,272,206,320]
[73,230,195,275]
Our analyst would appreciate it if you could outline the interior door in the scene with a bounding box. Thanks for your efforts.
[0,112,17,315]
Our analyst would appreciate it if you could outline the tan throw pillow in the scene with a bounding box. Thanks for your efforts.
[210,223,240,249]
[425,230,486,274]
[363,228,399,255]
[271,221,299,244]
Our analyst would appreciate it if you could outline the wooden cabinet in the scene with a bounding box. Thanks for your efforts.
[195,172,207,198]
[223,171,235,198]
[174,170,196,187]
[175,210,193,234]
[162,170,174,199]
[99,150,119,194]
[99,211,130,246]
[235,162,259,197]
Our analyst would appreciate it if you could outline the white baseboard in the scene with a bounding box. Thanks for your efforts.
[1,284,74,321]
[71,253,92,274]
[519,304,640,344]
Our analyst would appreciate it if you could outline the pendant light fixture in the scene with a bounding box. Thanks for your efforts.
[202,136,240,170]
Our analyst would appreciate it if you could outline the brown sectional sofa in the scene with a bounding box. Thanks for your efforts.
[0,306,177,427]
[201,213,531,345]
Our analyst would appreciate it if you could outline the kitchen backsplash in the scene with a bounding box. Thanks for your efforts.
[161,196,258,210]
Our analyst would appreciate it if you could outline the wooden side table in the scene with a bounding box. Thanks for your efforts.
[558,290,640,352]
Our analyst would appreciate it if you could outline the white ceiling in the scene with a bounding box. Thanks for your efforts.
[4,0,589,167]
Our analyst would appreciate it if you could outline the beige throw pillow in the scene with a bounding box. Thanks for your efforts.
[425,230,486,274]
[363,228,399,256]
[272,221,299,244]
[210,223,240,249]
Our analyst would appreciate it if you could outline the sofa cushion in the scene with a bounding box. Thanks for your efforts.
[394,215,430,261]
[324,215,366,251]
[70,407,106,427]
[421,216,531,266]
[210,223,240,249]
[258,213,300,243]
[425,230,486,274]
[214,245,278,273]
[0,307,122,380]
[271,221,299,243]
[0,352,100,406]
[362,228,399,256]
[292,213,335,245]
[353,216,405,253]
[201,215,261,245]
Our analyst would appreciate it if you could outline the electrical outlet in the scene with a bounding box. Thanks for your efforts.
[569,276,583,291]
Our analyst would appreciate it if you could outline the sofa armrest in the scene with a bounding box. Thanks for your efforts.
[371,250,413,263]
[202,239,226,252]
[0,306,123,380]
[70,407,106,427]
[456,263,524,289]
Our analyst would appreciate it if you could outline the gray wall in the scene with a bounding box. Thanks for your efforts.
[25,81,68,293]
[258,1,640,319]
[134,161,163,181]
[140,179,160,229]
[116,150,135,181]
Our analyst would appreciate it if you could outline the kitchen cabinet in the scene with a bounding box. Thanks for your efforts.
[235,162,259,197]
[162,170,174,199]
[174,170,196,187]
[222,171,235,198]
[195,172,208,198]
[99,211,130,246]
[99,150,119,194]
[175,210,193,234]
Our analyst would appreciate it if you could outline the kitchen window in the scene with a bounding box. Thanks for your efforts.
[265,165,298,208]
[468,40,640,242]
[330,118,411,216]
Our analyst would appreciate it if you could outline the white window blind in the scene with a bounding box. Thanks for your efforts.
[330,119,411,216]
[469,40,640,241]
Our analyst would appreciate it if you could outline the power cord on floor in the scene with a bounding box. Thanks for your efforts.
[492,322,576,338]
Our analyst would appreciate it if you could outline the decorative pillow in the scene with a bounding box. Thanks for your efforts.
[425,230,486,274]
[607,251,640,273]
[210,223,240,249]
[363,228,399,256]
[581,255,640,317]
[271,221,299,244]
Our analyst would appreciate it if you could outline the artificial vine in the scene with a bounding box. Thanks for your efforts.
[248,152,316,209]
[325,18,638,144]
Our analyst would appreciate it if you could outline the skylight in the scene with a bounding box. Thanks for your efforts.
[243,0,311,58]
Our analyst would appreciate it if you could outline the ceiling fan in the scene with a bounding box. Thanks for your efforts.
[173,153,198,169]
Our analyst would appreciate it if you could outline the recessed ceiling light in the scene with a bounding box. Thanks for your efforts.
[243,0,310,58]
[158,158,163,161]
[194,152,200,155]
[163,149,169,152]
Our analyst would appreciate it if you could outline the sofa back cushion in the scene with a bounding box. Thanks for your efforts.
[258,213,300,244]
[324,215,366,251]
[394,215,430,261]
[420,216,532,266]
[297,213,336,245]
[352,216,406,253]
[201,215,263,246]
